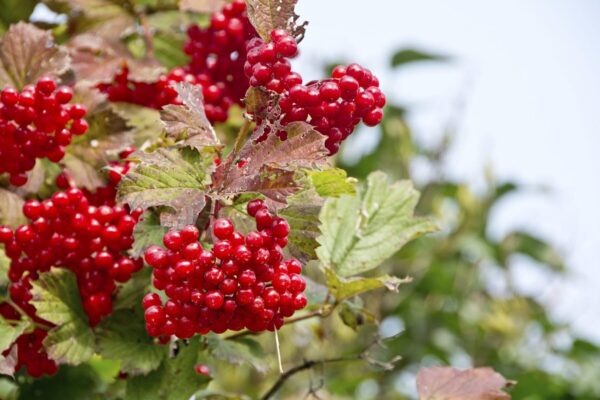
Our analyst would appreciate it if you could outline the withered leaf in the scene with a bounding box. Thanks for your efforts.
[160,82,220,150]
[417,366,513,400]
[245,0,306,42]
[69,34,163,84]
[0,22,70,89]
[213,121,328,208]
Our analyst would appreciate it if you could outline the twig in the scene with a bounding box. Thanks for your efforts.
[260,356,361,400]
[224,307,330,341]
[274,328,283,373]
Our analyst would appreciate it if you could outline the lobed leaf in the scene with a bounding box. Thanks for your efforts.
[118,147,215,228]
[316,171,437,277]
[30,269,95,365]
[0,22,70,90]
[213,121,328,208]
[416,366,513,400]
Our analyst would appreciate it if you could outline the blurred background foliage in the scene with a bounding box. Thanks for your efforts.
[0,1,599,399]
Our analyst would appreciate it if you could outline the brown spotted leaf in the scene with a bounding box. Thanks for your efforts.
[179,0,225,13]
[0,22,70,89]
[118,147,215,228]
[213,121,328,208]
[417,367,513,400]
[68,34,163,84]
[160,82,220,150]
[245,0,305,41]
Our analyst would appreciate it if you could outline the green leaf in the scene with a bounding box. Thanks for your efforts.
[207,334,268,373]
[0,0,37,26]
[96,309,166,375]
[127,338,210,400]
[118,147,215,228]
[153,31,189,69]
[110,102,164,146]
[30,269,95,365]
[132,211,168,258]
[324,267,411,302]
[307,168,357,198]
[390,48,448,68]
[338,301,377,331]
[316,171,437,277]
[113,268,153,311]
[17,364,105,400]
[0,188,25,228]
[0,317,30,354]
[279,189,322,262]
[0,22,70,90]
[0,378,18,400]
[62,153,105,191]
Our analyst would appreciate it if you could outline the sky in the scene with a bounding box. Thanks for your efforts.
[295,0,600,341]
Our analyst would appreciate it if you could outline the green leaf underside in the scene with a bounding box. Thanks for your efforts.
[118,147,215,228]
[126,337,210,400]
[316,171,437,277]
[30,269,95,365]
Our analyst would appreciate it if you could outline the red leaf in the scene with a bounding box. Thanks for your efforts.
[417,366,513,400]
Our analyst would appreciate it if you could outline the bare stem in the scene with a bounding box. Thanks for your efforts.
[260,356,361,400]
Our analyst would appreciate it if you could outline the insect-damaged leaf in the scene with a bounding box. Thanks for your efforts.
[416,366,513,400]
[0,22,70,90]
[245,0,306,42]
[213,121,328,208]
[118,147,215,228]
[160,82,220,150]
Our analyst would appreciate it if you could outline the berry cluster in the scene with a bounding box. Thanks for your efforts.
[55,146,136,207]
[98,0,257,124]
[143,199,307,338]
[244,30,386,154]
[184,0,257,121]
[0,77,89,186]
[0,304,57,377]
[0,188,143,327]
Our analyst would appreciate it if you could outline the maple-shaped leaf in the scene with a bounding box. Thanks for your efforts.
[179,0,225,13]
[245,0,306,42]
[117,147,216,228]
[160,82,220,150]
[213,122,328,208]
[68,34,163,84]
[0,22,70,90]
[417,367,513,400]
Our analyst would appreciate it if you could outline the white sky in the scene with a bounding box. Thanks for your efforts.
[295,0,600,341]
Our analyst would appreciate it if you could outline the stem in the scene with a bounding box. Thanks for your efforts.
[260,356,361,400]
[224,307,331,341]
[7,300,53,330]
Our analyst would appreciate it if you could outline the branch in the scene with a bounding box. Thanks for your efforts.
[260,356,361,400]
